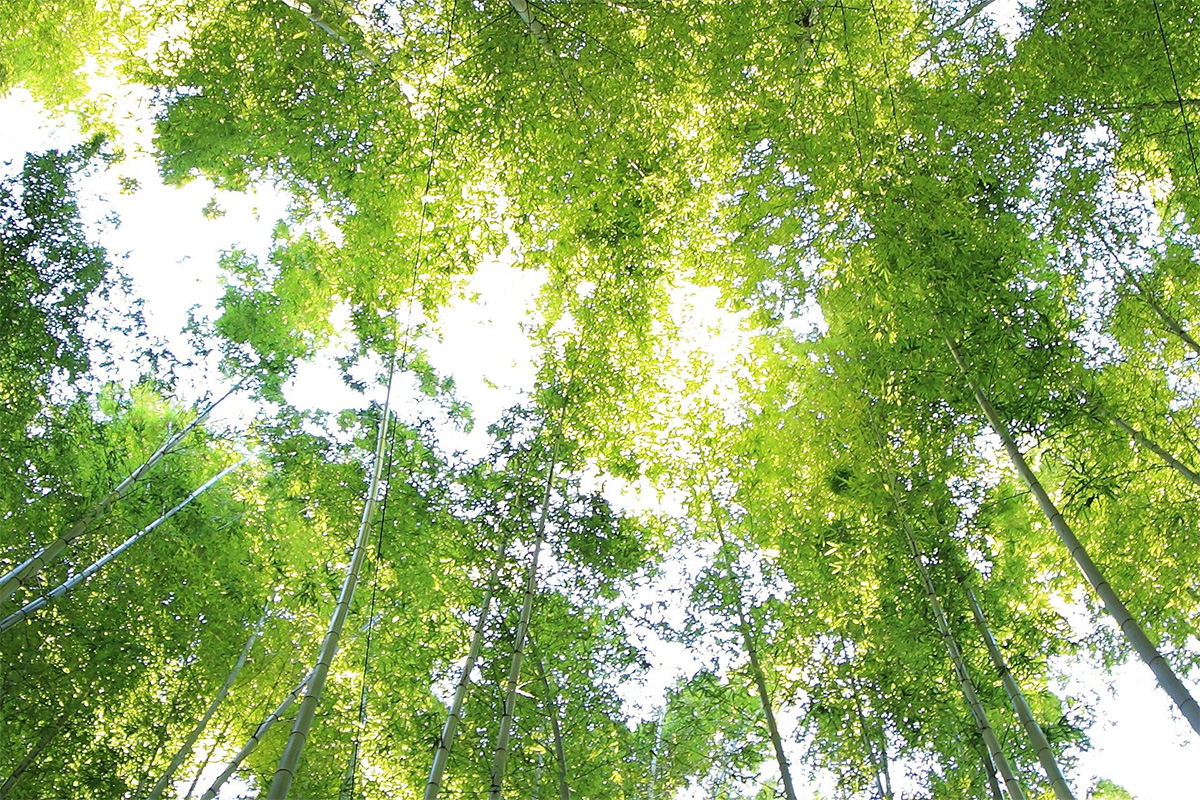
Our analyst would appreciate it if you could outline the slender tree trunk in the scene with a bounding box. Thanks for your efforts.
[647,703,666,800]
[276,0,381,64]
[507,0,551,52]
[1093,231,1200,357]
[878,728,894,800]
[848,671,893,800]
[732,590,800,800]
[143,612,265,800]
[892,510,1026,800]
[338,744,359,800]
[702,479,801,800]
[489,448,558,800]
[947,336,1200,736]
[1108,412,1200,488]
[978,739,1005,800]
[1101,98,1200,114]
[1120,265,1200,358]
[708,763,728,800]
[200,669,314,800]
[424,529,514,800]
[0,457,249,635]
[138,688,193,799]
[0,383,240,604]
[0,699,79,799]
[961,582,1075,800]
[183,714,236,799]
[705,525,801,800]
[265,396,396,800]
[532,751,545,800]
[530,640,570,800]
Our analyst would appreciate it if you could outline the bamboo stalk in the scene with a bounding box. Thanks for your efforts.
[912,0,1007,60]
[961,582,1075,800]
[1122,267,1200,357]
[265,398,396,800]
[0,457,249,635]
[847,669,893,800]
[1093,232,1200,358]
[199,669,314,800]
[424,529,514,800]
[947,335,1200,736]
[978,739,1005,800]
[733,587,800,800]
[704,485,800,800]
[647,703,666,800]
[507,0,551,53]
[1108,412,1200,488]
[182,714,236,799]
[0,382,241,604]
[143,611,266,800]
[488,449,558,800]
[276,0,381,64]
[891,507,1026,800]
[0,699,79,800]
[530,639,570,800]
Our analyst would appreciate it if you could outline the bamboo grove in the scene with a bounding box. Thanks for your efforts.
[2,0,1199,798]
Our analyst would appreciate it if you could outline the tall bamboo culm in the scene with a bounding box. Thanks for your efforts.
[947,336,1200,737]
[0,381,241,604]
[143,610,266,800]
[265,392,396,800]
[960,581,1075,800]
[0,457,250,635]
[424,527,514,800]
[488,448,558,800]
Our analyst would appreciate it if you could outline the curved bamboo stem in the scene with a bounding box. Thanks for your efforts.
[424,526,514,800]
[199,668,314,800]
[264,396,394,800]
[143,611,265,800]
[530,638,571,800]
[1108,412,1200,488]
[701,475,800,800]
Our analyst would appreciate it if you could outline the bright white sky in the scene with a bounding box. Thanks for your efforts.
[1,34,1197,796]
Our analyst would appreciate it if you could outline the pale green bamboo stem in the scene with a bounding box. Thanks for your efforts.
[143,611,265,800]
[848,670,892,800]
[265,397,395,800]
[275,0,381,64]
[875,468,1026,800]
[0,382,240,604]
[507,0,550,52]
[0,457,249,635]
[647,703,666,800]
[488,451,558,800]
[979,740,1005,800]
[530,640,570,800]
[424,528,514,800]
[947,336,1200,737]
[1109,413,1200,488]
[0,702,75,799]
[706,490,800,800]
[912,0,1006,60]
[199,669,314,800]
[183,714,236,799]
[962,583,1075,800]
